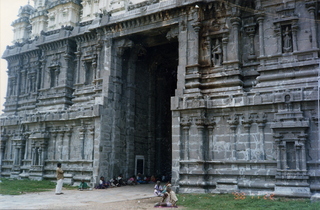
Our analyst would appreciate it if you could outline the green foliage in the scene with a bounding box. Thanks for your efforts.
[177,194,320,210]
[0,178,55,195]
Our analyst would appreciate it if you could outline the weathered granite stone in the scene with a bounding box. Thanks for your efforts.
[0,0,319,198]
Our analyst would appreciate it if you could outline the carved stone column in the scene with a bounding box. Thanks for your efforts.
[89,127,95,160]
[180,117,191,160]
[274,134,284,170]
[67,128,72,160]
[231,17,240,63]
[191,6,201,65]
[222,35,229,64]
[256,113,267,160]
[195,117,206,160]
[257,14,265,57]
[306,1,318,49]
[0,135,7,165]
[79,126,85,160]
[59,130,65,160]
[51,131,58,160]
[40,53,46,89]
[291,21,298,52]
[244,24,257,60]
[228,115,239,161]
[206,118,216,160]
[242,115,253,160]
[298,133,308,171]
[75,43,82,84]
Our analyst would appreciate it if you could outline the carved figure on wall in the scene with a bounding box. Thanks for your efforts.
[212,39,222,67]
[283,26,292,53]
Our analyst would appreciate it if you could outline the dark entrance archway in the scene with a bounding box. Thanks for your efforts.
[149,43,178,179]
[121,37,178,180]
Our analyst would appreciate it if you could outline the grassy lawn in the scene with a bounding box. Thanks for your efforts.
[177,193,320,210]
[0,178,76,195]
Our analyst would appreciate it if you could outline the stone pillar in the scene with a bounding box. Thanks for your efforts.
[306,1,318,49]
[67,128,72,160]
[206,118,216,160]
[298,133,308,171]
[257,114,267,160]
[228,115,239,161]
[231,17,240,63]
[291,21,298,52]
[222,35,229,64]
[0,137,7,174]
[245,24,257,60]
[14,146,19,165]
[190,7,201,65]
[59,130,65,160]
[176,12,187,96]
[0,137,7,165]
[281,141,287,169]
[257,14,265,57]
[242,115,253,160]
[109,38,133,176]
[89,127,95,160]
[195,117,205,160]
[40,53,46,89]
[180,117,191,160]
[273,134,283,170]
[75,43,82,84]
[40,141,47,166]
[31,143,36,165]
[125,45,139,176]
[51,131,58,160]
[79,126,85,160]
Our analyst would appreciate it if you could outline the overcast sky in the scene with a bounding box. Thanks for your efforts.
[0,0,30,114]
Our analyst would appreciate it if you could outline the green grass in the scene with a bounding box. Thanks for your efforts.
[177,194,320,210]
[0,178,76,195]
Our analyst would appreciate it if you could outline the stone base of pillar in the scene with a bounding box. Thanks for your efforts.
[63,173,74,185]
[311,193,320,203]
[10,165,21,179]
[29,165,44,181]
[213,179,238,193]
[275,183,310,198]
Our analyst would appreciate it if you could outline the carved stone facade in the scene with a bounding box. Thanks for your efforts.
[1,0,320,198]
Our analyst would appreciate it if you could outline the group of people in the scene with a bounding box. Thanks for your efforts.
[154,181,178,207]
[54,162,177,207]
[95,175,126,189]
[96,173,161,188]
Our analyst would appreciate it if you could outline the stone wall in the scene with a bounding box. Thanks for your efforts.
[1,0,320,197]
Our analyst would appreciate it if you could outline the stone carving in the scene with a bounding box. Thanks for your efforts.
[211,39,222,67]
[282,26,292,53]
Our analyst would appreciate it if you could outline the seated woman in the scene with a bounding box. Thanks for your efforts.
[109,177,119,187]
[154,186,178,207]
[136,173,146,184]
[162,181,171,194]
[154,181,163,196]
[117,174,126,186]
[79,179,89,190]
[96,176,109,189]
[127,175,137,185]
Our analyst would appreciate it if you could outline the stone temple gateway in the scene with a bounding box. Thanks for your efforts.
[0,0,320,197]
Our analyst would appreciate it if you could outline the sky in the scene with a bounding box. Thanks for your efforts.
[0,0,30,114]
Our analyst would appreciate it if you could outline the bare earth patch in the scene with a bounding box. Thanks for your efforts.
[39,194,185,210]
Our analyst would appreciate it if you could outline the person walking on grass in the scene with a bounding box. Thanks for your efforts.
[55,163,64,195]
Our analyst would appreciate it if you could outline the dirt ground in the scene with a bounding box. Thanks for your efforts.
[46,196,185,210]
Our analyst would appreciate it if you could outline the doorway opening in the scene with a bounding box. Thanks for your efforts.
[125,40,178,180]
